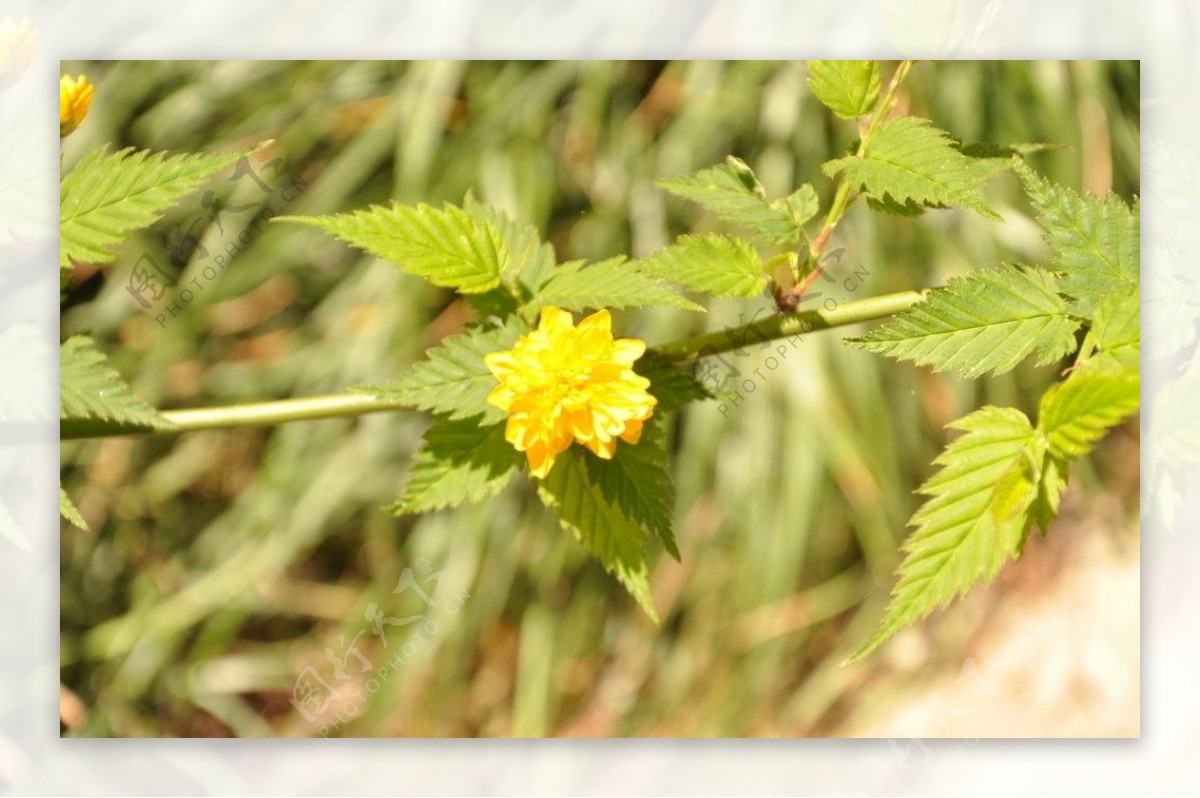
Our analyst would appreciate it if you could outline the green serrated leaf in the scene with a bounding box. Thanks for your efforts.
[849,406,1041,662]
[991,436,1045,525]
[465,287,521,319]
[60,487,88,531]
[657,158,804,245]
[1015,160,1140,317]
[960,142,1065,160]
[806,60,882,119]
[823,117,1001,220]
[1038,362,1140,460]
[521,256,703,316]
[635,233,767,299]
[1022,450,1067,549]
[772,184,820,229]
[865,194,927,217]
[60,336,173,437]
[866,142,1026,216]
[724,156,765,194]
[461,194,558,310]
[280,202,506,294]
[1088,287,1140,370]
[959,142,1063,183]
[638,352,714,413]
[847,266,1079,379]
[357,318,528,423]
[584,420,679,560]
[390,417,523,515]
[60,146,249,268]
[538,448,658,621]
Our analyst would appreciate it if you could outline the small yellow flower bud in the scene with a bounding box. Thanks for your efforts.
[60,74,95,137]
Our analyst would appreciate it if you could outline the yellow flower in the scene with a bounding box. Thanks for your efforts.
[485,307,656,478]
[60,74,94,137]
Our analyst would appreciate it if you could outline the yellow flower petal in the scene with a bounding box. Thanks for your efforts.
[584,435,618,460]
[611,338,646,365]
[538,306,575,340]
[486,383,515,412]
[526,440,558,479]
[620,420,645,445]
[575,307,612,338]
[60,74,94,137]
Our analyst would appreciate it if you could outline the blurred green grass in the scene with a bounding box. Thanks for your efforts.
[59,60,1140,737]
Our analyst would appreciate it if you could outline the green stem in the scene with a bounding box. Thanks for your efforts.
[160,393,409,433]
[63,289,925,440]
[793,59,914,293]
[654,289,925,363]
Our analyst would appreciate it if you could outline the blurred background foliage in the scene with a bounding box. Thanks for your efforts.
[59,60,1139,737]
